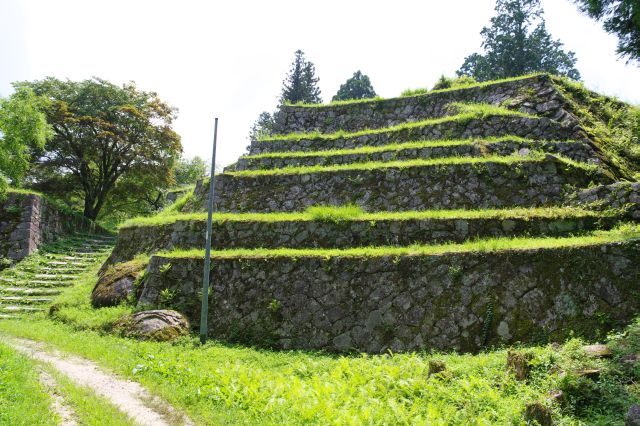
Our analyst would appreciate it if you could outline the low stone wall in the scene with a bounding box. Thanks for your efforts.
[184,159,610,213]
[273,74,580,134]
[252,115,581,155]
[139,240,640,353]
[106,214,618,266]
[572,182,640,220]
[0,192,103,267]
[235,140,600,171]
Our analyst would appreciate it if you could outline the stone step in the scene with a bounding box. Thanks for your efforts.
[0,314,17,320]
[0,296,53,305]
[236,139,598,171]
[0,287,62,296]
[111,210,620,262]
[45,261,85,267]
[250,115,576,155]
[187,157,611,213]
[33,274,79,280]
[0,305,45,313]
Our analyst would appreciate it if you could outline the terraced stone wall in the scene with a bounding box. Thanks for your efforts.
[574,182,640,219]
[273,74,579,134]
[139,240,640,353]
[106,214,619,266]
[186,159,610,213]
[0,193,101,266]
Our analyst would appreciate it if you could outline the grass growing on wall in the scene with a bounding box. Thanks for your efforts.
[157,223,640,260]
[225,153,596,177]
[243,135,548,159]
[258,103,535,142]
[119,205,615,229]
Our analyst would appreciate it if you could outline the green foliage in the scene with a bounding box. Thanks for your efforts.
[280,50,322,104]
[552,76,640,178]
[0,342,56,425]
[432,75,478,90]
[457,0,581,81]
[249,111,275,141]
[575,0,640,64]
[174,156,206,186]
[400,87,430,97]
[332,70,377,102]
[22,77,182,220]
[0,86,51,197]
[2,316,640,424]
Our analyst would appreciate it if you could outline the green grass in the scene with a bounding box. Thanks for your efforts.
[0,342,57,426]
[0,315,637,424]
[225,152,596,177]
[119,205,614,229]
[157,223,640,260]
[243,135,546,160]
[284,73,545,108]
[43,366,137,426]
[259,103,535,142]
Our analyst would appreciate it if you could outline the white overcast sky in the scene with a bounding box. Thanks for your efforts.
[1,0,639,167]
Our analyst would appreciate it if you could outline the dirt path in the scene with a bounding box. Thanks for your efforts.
[38,368,78,426]
[5,337,193,426]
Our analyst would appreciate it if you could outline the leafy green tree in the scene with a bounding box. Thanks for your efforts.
[574,0,640,63]
[458,0,581,81]
[332,71,377,101]
[22,77,182,220]
[280,50,322,104]
[174,156,206,185]
[0,86,51,196]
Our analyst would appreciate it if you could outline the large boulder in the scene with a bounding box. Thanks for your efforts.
[91,259,147,308]
[115,310,190,341]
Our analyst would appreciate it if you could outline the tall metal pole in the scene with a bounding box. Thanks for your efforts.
[200,118,218,344]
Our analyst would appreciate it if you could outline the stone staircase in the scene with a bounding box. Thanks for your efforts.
[0,234,115,319]
[105,74,640,353]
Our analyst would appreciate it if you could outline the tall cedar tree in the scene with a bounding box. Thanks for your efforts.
[458,0,581,81]
[24,77,182,220]
[280,50,322,104]
[574,0,640,63]
[332,71,377,101]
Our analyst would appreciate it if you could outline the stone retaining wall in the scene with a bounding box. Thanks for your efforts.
[572,182,640,219]
[185,159,610,213]
[139,240,640,353]
[235,140,600,171]
[273,74,579,134]
[106,214,618,266]
[0,193,103,267]
[252,115,581,155]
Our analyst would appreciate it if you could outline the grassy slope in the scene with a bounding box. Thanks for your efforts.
[0,342,56,426]
[156,223,640,260]
[119,205,612,229]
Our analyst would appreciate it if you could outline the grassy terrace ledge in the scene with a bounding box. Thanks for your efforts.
[258,104,535,142]
[243,136,575,159]
[224,153,596,177]
[155,224,640,259]
[119,206,618,228]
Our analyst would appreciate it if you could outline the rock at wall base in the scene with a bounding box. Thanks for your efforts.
[115,310,190,342]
